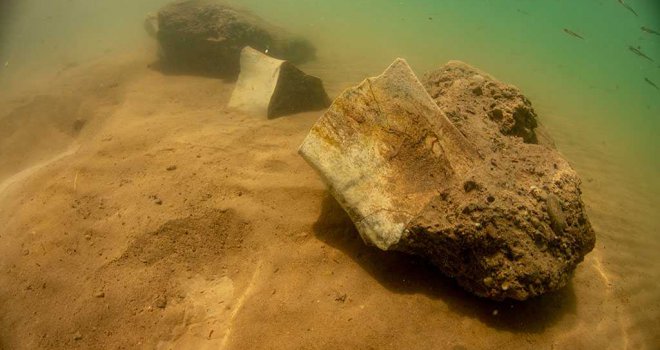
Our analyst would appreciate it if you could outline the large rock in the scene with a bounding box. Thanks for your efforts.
[156,0,316,78]
[299,59,595,301]
[228,47,330,118]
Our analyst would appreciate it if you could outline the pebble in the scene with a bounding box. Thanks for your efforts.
[483,276,494,287]
[94,292,105,298]
[73,332,83,341]
[166,165,177,171]
[155,296,167,309]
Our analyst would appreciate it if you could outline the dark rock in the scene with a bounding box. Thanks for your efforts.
[156,0,316,78]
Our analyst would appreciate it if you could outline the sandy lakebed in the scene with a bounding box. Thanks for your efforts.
[0,44,658,349]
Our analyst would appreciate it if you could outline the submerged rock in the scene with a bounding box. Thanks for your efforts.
[144,13,158,39]
[423,61,555,148]
[300,59,478,251]
[299,59,595,301]
[228,47,330,118]
[156,0,316,78]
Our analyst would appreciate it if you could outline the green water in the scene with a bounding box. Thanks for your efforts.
[1,0,659,347]
[232,0,660,176]
[2,1,659,167]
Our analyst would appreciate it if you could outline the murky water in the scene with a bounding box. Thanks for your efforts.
[1,0,658,348]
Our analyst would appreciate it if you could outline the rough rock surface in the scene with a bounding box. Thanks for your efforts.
[423,61,555,148]
[156,0,316,78]
[229,47,330,118]
[413,61,595,300]
[300,59,595,301]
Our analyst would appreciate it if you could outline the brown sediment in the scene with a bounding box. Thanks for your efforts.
[0,50,656,349]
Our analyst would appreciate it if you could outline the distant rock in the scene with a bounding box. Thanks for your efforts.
[299,59,595,300]
[156,0,316,78]
[229,47,330,118]
[144,13,158,39]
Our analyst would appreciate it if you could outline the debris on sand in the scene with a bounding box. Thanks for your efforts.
[149,194,163,205]
[154,0,317,78]
[155,295,167,309]
[229,47,330,118]
[299,59,595,300]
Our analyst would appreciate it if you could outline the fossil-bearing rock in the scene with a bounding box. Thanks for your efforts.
[299,59,595,300]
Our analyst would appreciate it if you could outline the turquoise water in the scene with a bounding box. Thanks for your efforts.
[3,1,659,161]
[1,0,659,347]
[232,0,660,178]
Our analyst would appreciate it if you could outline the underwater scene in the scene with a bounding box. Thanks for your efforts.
[0,0,658,349]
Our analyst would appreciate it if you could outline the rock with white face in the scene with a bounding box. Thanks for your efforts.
[299,58,478,249]
[299,58,595,301]
[229,47,330,119]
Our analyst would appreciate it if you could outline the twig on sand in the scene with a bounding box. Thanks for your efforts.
[220,259,263,349]
[73,170,80,191]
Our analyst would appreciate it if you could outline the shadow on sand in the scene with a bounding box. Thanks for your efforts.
[147,59,240,82]
[312,193,577,333]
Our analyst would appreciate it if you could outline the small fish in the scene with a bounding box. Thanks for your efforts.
[629,46,654,62]
[3,61,7,68]
[618,0,638,17]
[645,78,659,90]
[563,28,584,40]
[641,26,660,36]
